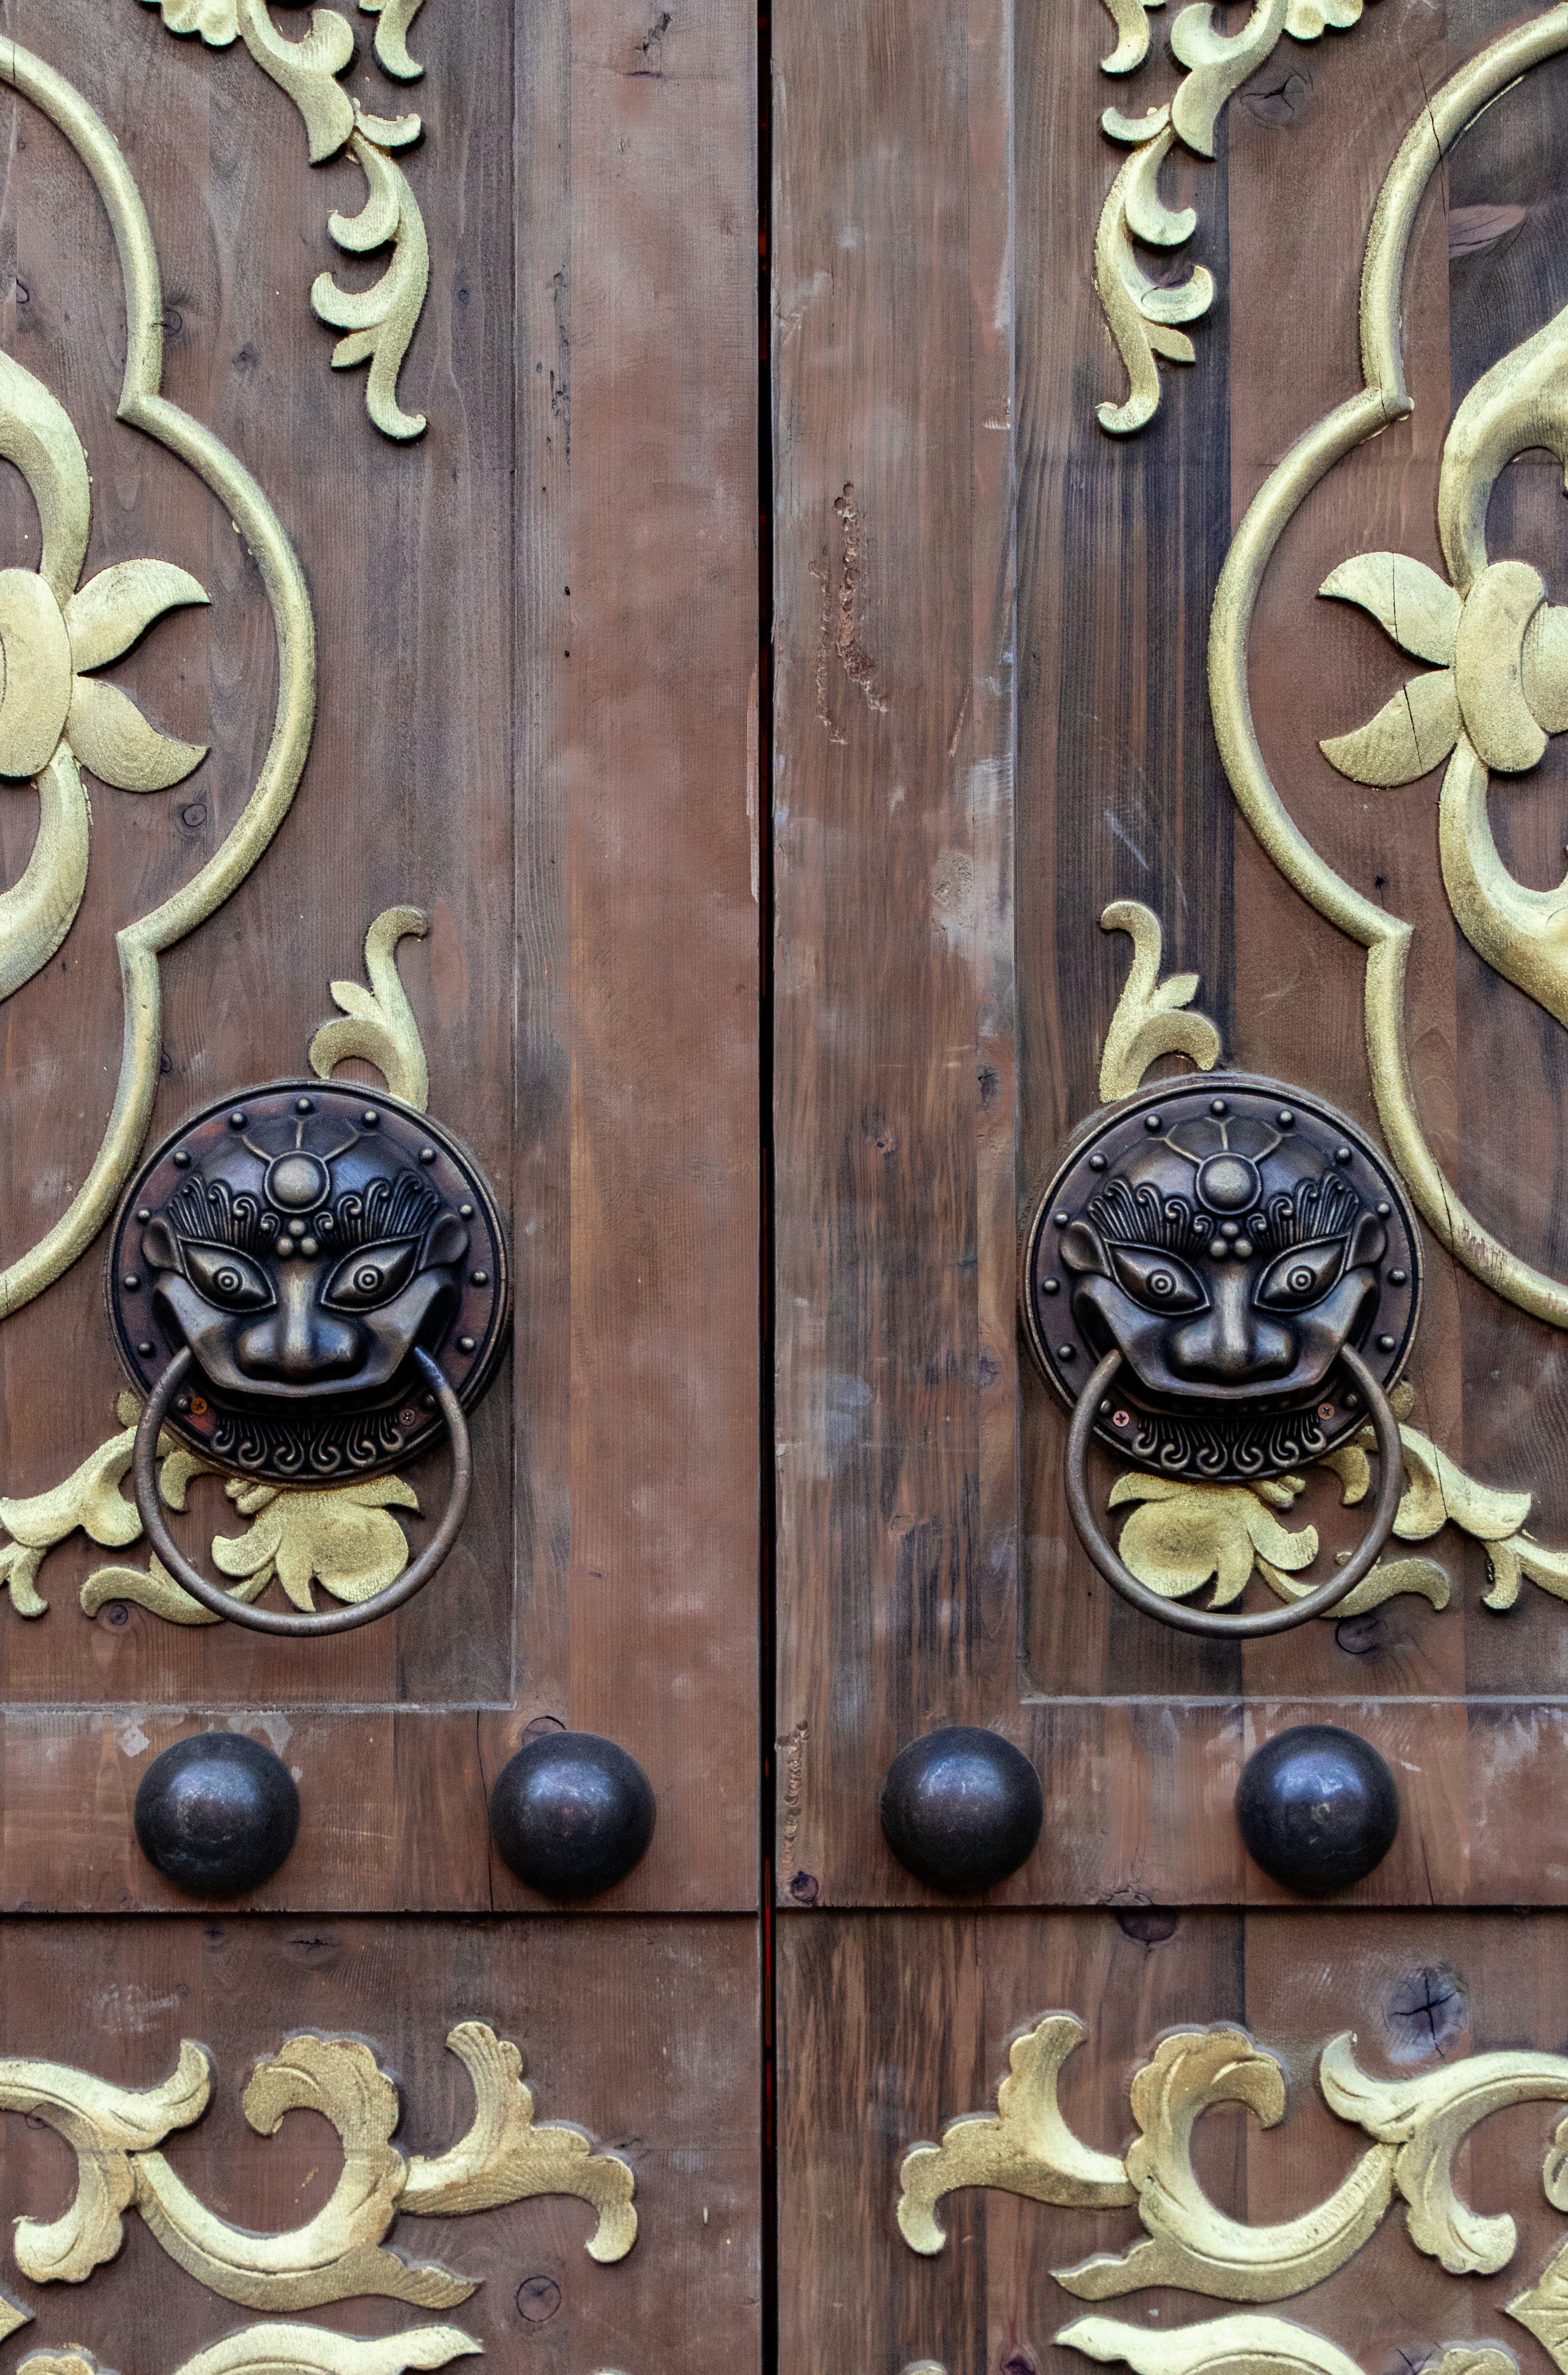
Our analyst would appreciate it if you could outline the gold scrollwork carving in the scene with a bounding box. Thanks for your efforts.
[904,2006,1568,2375]
[1055,2030,1396,2304]
[1208,6,1568,1328]
[23,2331,481,2375]
[897,2016,1133,2256]
[139,0,432,437]
[309,905,432,1110]
[1091,0,1371,434]
[1101,1375,1568,1619]
[1057,2314,1515,2375]
[0,2024,633,2331]
[0,41,316,1324]
[1098,901,1221,1101]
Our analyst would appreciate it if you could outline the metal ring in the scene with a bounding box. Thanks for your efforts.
[131,1346,471,1637]
[1064,1344,1404,1638]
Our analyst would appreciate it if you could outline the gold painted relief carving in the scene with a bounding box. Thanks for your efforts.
[1098,902,1221,1100]
[1092,0,1371,434]
[898,2017,1134,2255]
[1208,6,1568,1328]
[0,41,315,1324]
[139,0,433,438]
[1100,1375,1568,1619]
[1059,2317,1514,2375]
[0,2024,633,2351]
[903,2012,1568,2375]
[25,2333,480,2375]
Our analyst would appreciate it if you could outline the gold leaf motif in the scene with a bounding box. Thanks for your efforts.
[1319,552,1461,665]
[80,1554,272,1626]
[22,2330,482,2375]
[1170,0,1289,159]
[137,0,240,44]
[1058,2313,1513,2375]
[1109,1474,1316,1609]
[313,131,431,441]
[310,905,431,1109]
[897,2015,1134,2257]
[1320,671,1462,788]
[1099,0,1164,74]
[1509,2235,1568,2368]
[1320,2033,1568,2276]
[1390,1426,1531,1544]
[402,2022,638,2261]
[1056,2029,1396,2302]
[133,2034,470,2313]
[211,1474,420,1612]
[0,2042,211,2285]
[1093,132,1213,438]
[1098,902,1221,1099]
[361,0,429,80]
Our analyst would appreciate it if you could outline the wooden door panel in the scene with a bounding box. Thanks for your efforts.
[0,0,759,1909]
[0,1913,759,2372]
[775,0,1568,1900]
[780,1906,1568,2375]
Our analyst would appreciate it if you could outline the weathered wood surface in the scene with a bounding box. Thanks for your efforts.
[771,0,1017,1904]
[0,1913,759,2372]
[0,0,759,1910]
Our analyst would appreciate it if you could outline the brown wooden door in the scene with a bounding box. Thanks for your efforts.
[772,0,1568,2370]
[0,0,760,2367]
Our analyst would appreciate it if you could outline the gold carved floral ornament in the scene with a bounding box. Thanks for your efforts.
[0,41,315,1324]
[0,911,442,1625]
[0,2022,633,2351]
[1084,903,1568,1618]
[1208,4,1568,1329]
[139,0,433,438]
[0,349,208,1006]
[901,2009,1568,2375]
[1092,0,1374,435]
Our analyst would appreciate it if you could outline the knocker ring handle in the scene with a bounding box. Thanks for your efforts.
[1064,1344,1404,1638]
[131,1346,472,1637]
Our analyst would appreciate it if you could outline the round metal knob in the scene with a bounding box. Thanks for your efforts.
[134,1732,300,1899]
[489,1732,656,1899]
[1235,1724,1400,1895]
[879,1726,1043,1894]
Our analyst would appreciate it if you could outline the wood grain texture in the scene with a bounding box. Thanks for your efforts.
[771,0,1017,1902]
[779,1905,1568,2375]
[0,1913,759,2372]
[0,0,759,1909]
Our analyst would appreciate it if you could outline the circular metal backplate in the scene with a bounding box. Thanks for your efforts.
[1022,1074,1422,1484]
[107,1079,508,1486]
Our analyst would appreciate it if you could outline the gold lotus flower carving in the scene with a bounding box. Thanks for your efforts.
[1318,298,1568,1034]
[0,343,207,1004]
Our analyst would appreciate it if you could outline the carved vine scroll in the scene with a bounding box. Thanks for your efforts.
[0,2024,633,2346]
[901,2010,1568,2375]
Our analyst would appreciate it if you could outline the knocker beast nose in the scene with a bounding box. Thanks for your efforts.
[1023,1074,1422,1637]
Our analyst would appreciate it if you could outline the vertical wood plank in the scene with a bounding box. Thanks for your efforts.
[772,0,1017,1904]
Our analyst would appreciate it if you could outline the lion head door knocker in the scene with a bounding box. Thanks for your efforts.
[105,1081,508,1638]
[1023,1076,1422,1638]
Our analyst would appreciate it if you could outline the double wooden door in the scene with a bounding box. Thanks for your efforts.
[2,2,1568,2372]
